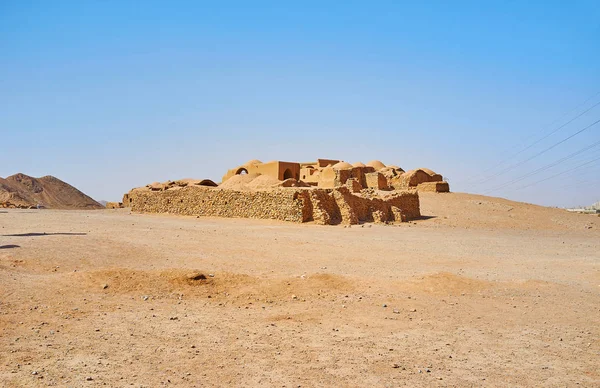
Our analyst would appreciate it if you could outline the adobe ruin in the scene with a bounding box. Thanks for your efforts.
[123,158,449,225]
[222,159,449,192]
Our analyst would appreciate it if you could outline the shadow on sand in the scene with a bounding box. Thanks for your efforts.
[415,215,437,221]
[2,232,87,237]
[0,244,21,249]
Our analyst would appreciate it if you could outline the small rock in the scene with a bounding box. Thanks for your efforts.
[382,304,387,308]
[142,295,149,301]
[101,284,108,289]
[291,295,298,300]
[393,309,400,314]
[392,363,400,368]
[32,371,38,375]
[86,376,93,381]
[208,274,215,277]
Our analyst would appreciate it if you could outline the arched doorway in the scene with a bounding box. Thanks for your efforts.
[236,168,248,175]
[283,169,293,180]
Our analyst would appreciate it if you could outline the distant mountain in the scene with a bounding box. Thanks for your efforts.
[97,200,109,207]
[0,173,103,209]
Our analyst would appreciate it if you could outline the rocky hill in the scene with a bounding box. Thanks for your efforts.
[0,173,103,209]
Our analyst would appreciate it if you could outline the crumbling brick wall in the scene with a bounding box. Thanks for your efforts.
[124,186,420,225]
[417,182,450,193]
[365,172,387,190]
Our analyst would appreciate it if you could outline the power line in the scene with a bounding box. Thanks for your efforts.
[511,155,600,192]
[477,118,600,184]
[464,90,600,183]
[483,139,600,194]
[557,169,600,189]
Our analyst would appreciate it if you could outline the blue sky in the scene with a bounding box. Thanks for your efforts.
[1,1,599,206]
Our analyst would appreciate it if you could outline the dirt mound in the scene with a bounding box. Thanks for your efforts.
[418,192,599,232]
[403,272,492,295]
[0,173,102,209]
[70,268,354,303]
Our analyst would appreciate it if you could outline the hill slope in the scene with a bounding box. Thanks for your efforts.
[418,192,598,232]
[0,173,103,209]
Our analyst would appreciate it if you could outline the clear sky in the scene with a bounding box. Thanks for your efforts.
[1,1,599,207]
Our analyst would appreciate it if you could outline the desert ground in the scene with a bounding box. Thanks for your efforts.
[1,192,598,387]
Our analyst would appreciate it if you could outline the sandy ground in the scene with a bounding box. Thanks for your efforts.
[1,192,598,387]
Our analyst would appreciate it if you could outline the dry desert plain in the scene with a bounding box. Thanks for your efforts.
[1,192,599,387]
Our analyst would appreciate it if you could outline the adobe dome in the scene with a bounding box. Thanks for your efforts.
[244,159,262,166]
[419,168,438,176]
[352,162,366,167]
[366,160,386,171]
[332,161,353,170]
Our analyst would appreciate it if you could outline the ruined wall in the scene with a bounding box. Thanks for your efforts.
[223,160,302,183]
[124,186,420,225]
[417,181,450,193]
[365,172,387,189]
[318,167,373,189]
[126,187,307,223]
[391,169,450,192]
[317,167,337,188]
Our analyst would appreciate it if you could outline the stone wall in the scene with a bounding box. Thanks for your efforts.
[390,169,450,192]
[365,172,387,189]
[417,182,450,193]
[124,186,420,225]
